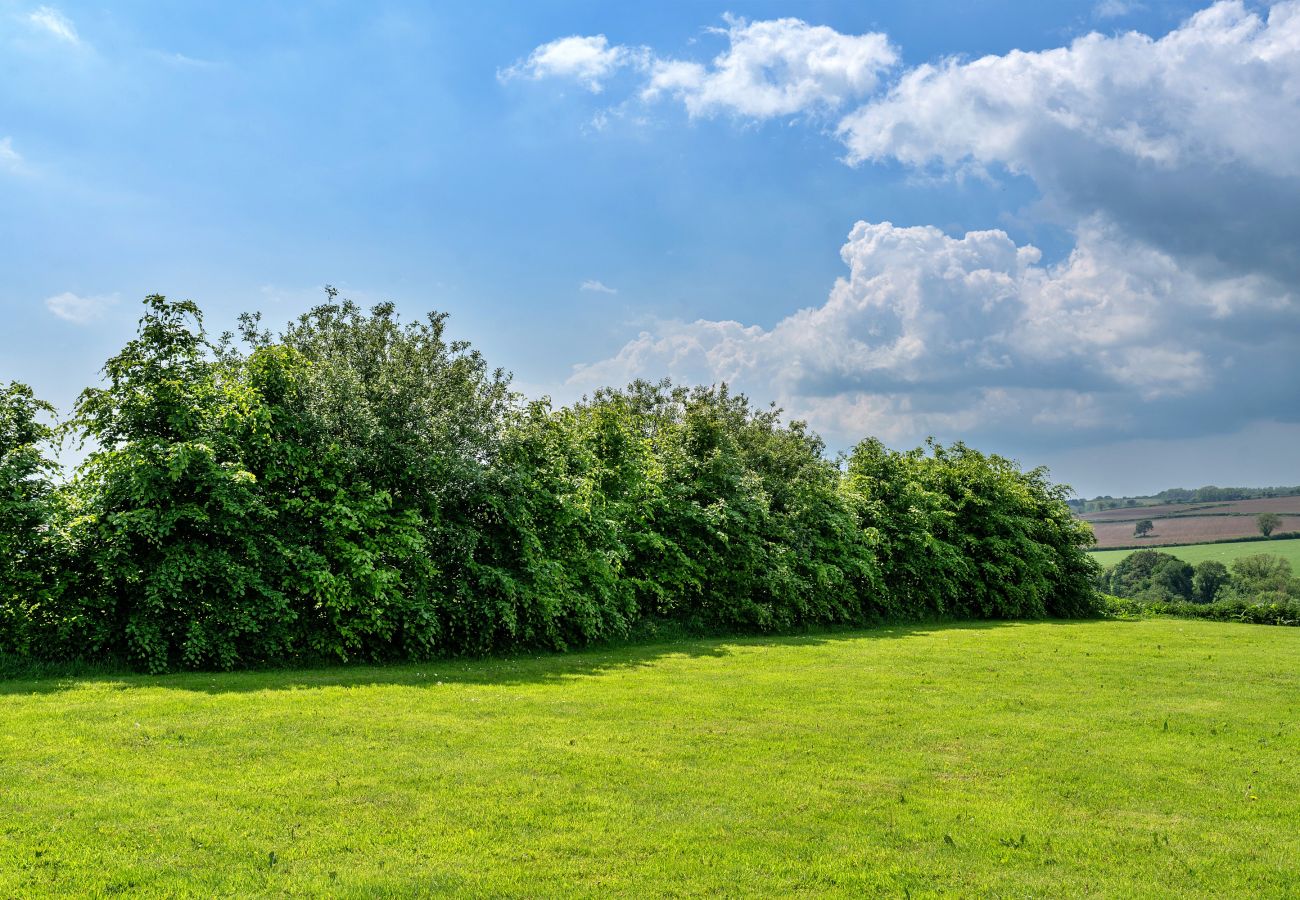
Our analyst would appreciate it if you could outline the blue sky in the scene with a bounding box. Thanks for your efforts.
[2,0,1297,496]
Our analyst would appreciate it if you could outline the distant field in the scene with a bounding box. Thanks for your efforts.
[1082,496,1300,523]
[1082,497,1300,548]
[1090,537,1300,569]
[2,620,1298,897]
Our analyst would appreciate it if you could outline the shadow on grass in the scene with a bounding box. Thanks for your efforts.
[0,619,1105,698]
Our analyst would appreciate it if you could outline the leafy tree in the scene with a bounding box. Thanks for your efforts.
[845,438,1098,620]
[1134,519,1154,538]
[238,292,513,637]
[1256,512,1282,538]
[1192,560,1229,604]
[1101,550,1193,602]
[60,296,286,671]
[60,297,438,671]
[0,382,62,655]
[1230,554,1296,596]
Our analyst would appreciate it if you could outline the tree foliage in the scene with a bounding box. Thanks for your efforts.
[0,295,1103,671]
[1256,512,1282,538]
[1101,551,1300,608]
[0,381,63,655]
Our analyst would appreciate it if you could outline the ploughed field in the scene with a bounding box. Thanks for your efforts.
[2,619,1297,897]
[1082,496,1300,548]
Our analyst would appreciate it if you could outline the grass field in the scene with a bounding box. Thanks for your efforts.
[1090,536,1300,569]
[2,620,1298,897]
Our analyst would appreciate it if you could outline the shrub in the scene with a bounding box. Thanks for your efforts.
[0,382,63,656]
[1,295,1107,671]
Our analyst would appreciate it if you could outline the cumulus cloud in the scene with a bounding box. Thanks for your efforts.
[641,15,897,118]
[580,279,618,294]
[518,3,1300,451]
[570,221,1298,446]
[26,6,79,44]
[507,16,895,117]
[45,292,117,324]
[838,1,1300,280]
[499,35,643,92]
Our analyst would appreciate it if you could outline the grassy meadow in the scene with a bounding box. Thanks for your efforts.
[1090,536,1300,569]
[2,619,1298,897]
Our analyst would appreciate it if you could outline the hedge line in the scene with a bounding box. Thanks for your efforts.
[2,295,1102,672]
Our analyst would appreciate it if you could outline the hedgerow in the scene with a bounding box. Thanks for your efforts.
[1,294,1102,672]
[1096,548,1300,627]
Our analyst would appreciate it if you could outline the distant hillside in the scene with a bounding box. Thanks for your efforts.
[1079,496,1300,549]
[1068,485,1300,514]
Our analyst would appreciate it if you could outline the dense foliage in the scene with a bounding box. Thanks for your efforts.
[0,381,63,656]
[1,295,1101,671]
[1098,549,1300,626]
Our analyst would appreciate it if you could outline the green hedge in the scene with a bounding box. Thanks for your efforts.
[1,295,1103,672]
[1102,594,1300,627]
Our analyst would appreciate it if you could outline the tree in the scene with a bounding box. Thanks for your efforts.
[1191,560,1229,604]
[1134,519,1154,538]
[1257,512,1282,538]
[1230,554,1293,594]
[1100,549,1192,601]
[0,381,62,655]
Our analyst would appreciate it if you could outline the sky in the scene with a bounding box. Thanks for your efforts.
[1,0,1297,497]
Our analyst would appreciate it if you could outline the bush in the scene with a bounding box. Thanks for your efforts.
[843,438,1100,620]
[0,295,1105,671]
[0,382,64,656]
[1103,593,1300,627]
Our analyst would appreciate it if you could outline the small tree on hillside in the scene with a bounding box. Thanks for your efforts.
[1134,519,1154,538]
[1257,512,1282,538]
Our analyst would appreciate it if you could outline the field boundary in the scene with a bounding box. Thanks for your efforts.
[1089,531,1300,553]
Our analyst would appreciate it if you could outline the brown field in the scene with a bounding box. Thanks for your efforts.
[1089,514,1300,548]
[1081,495,1300,523]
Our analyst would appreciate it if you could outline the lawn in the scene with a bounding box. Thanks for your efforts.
[1090,536,1300,569]
[2,619,1297,897]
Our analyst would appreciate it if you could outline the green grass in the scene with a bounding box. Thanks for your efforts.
[2,620,1298,897]
[1090,536,1300,569]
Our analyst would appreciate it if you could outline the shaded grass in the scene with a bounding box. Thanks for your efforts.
[1,619,1298,897]
[1090,536,1300,569]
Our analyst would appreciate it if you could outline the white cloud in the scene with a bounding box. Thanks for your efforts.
[45,292,117,324]
[580,279,618,294]
[508,16,895,118]
[570,220,1297,446]
[517,4,1300,451]
[841,2,1300,177]
[642,15,897,118]
[837,1,1300,279]
[499,35,643,93]
[26,6,79,44]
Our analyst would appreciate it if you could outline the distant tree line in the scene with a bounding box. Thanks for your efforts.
[1098,550,1300,626]
[1069,484,1300,513]
[1,295,1100,673]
